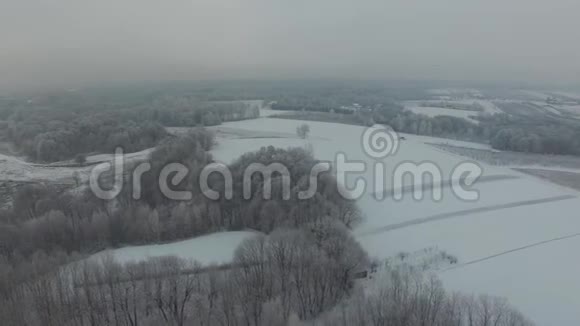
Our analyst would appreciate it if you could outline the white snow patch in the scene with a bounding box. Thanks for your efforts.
[84,148,154,164]
[405,106,479,122]
[440,235,580,326]
[89,231,259,265]
[0,153,85,183]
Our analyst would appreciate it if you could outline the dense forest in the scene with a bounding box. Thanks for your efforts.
[482,114,580,155]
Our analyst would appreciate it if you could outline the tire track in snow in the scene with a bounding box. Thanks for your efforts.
[443,232,580,271]
[359,194,577,237]
[370,174,520,199]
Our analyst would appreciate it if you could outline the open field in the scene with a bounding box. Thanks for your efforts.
[494,101,547,118]
[405,106,479,123]
[0,152,87,183]
[270,110,367,126]
[552,104,580,117]
[403,101,480,123]
[194,116,580,326]
[429,143,580,170]
[514,168,580,192]
[90,231,259,265]
[403,99,503,123]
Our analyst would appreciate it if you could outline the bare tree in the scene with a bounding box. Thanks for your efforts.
[296,124,310,139]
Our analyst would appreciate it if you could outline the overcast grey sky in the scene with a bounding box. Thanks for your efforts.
[1,0,579,90]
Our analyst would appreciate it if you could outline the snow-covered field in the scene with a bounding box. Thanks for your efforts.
[204,117,580,326]
[403,99,502,123]
[0,153,85,183]
[259,108,294,117]
[83,148,154,165]
[430,143,580,170]
[519,90,552,100]
[552,104,580,117]
[0,148,156,210]
[405,106,479,123]
[0,148,154,183]
[551,91,580,101]
[89,231,259,265]
[427,88,484,99]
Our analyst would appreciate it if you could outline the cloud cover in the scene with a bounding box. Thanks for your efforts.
[1,0,579,90]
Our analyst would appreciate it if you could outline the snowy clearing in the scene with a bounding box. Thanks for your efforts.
[551,104,580,117]
[260,108,294,117]
[551,91,580,101]
[0,147,155,184]
[83,148,154,165]
[405,106,479,123]
[0,153,86,183]
[404,99,502,118]
[519,90,552,100]
[89,231,259,265]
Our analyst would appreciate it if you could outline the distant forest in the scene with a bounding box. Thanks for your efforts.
[0,90,259,162]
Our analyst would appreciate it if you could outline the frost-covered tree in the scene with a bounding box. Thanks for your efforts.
[296,123,311,139]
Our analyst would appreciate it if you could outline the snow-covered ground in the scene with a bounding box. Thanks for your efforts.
[259,108,293,117]
[414,136,493,151]
[552,104,580,117]
[210,119,501,192]
[205,117,580,326]
[427,88,484,99]
[89,231,259,265]
[403,99,502,123]
[0,153,85,183]
[83,148,154,165]
[405,106,479,123]
[538,103,563,116]
[476,100,503,114]
[0,148,154,183]
[551,91,580,101]
[519,90,552,100]
[440,235,580,326]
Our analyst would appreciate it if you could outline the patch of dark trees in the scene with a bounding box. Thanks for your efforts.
[1,93,259,162]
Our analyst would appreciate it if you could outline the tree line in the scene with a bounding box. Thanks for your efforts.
[0,223,534,326]
[481,114,580,155]
[1,92,259,162]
